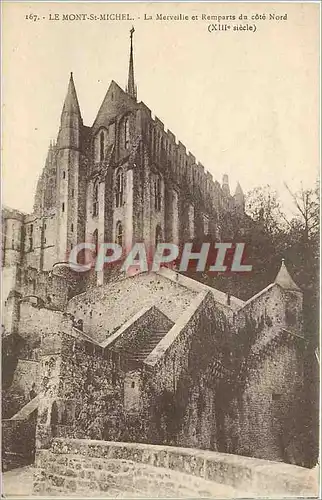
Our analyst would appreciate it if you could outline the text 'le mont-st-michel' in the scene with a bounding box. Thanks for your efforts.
[45,12,288,22]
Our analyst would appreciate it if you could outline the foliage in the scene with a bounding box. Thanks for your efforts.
[184,179,319,466]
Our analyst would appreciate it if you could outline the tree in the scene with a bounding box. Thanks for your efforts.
[284,181,319,243]
[245,185,287,236]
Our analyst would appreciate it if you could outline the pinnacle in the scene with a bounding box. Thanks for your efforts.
[235,182,244,196]
[274,259,301,291]
[61,72,82,118]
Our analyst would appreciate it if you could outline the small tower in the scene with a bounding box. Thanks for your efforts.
[222,174,230,197]
[126,27,137,100]
[55,73,85,262]
[274,259,303,333]
[233,182,245,212]
[57,72,83,150]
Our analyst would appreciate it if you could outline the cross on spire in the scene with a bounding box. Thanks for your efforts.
[127,26,137,99]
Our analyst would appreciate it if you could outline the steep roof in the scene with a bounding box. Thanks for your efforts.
[234,182,244,197]
[92,80,137,132]
[274,260,301,292]
[61,72,82,118]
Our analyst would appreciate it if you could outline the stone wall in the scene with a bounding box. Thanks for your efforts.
[35,331,127,448]
[18,303,68,344]
[8,359,39,401]
[227,340,305,464]
[33,438,317,497]
[2,413,37,470]
[142,291,230,450]
[234,282,302,340]
[20,268,71,311]
[67,273,197,343]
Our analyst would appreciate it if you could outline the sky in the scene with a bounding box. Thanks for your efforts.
[2,2,320,216]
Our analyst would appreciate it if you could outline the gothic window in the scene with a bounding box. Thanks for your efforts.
[203,215,209,236]
[115,168,124,208]
[63,171,66,179]
[116,221,123,247]
[50,401,58,438]
[93,229,98,255]
[154,174,162,211]
[100,130,105,162]
[29,224,33,251]
[94,128,108,163]
[124,118,130,149]
[155,225,162,247]
[62,202,65,213]
[93,181,99,217]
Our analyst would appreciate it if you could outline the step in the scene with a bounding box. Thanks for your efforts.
[10,396,39,421]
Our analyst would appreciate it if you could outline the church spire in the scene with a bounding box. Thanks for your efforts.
[61,72,82,119]
[127,27,137,100]
[57,72,83,150]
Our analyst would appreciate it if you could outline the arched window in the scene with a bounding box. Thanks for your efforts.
[155,225,162,247]
[93,181,99,217]
[116,221,123,247]
[154,174,162,211]
[94,128,108,163]
[50,401,58,438]
[29,224,33,251]
[100,131,105,162]
[124,118,130,149]
[93,229,98,255]
[115,168,124,208]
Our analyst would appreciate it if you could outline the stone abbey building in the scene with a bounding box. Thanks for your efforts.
[2,29,244,283]
[2,31,308,481]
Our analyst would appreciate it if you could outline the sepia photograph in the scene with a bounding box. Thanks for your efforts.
[1,1,320,497]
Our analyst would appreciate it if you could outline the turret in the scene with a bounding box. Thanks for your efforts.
[233,182,245,212]
[222,174,230,197]
[55,73,85,262]
[57,73,83,150]
[274,259,303,333]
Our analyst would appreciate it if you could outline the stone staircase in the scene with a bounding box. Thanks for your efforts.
[122,328,169,362]
[10,395,39,420]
